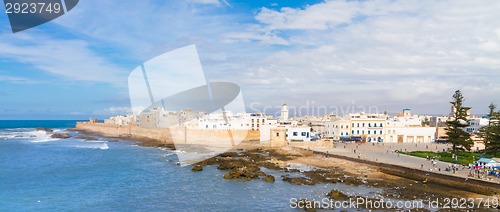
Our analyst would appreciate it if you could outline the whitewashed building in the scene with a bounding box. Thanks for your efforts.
[465,116,489,134]
[385,126,435,143]
[104,115,136,126]
[286,126,311,142]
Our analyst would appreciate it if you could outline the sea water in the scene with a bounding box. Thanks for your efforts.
[1,120,378,211]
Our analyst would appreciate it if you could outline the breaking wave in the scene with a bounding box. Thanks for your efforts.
[0,128,59,142]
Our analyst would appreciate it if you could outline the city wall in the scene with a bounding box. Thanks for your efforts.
[75,122,260,145]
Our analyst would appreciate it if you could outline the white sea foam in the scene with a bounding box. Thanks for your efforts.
[28,130,59,143]
[75,142,109,150]
[0,129,58,142]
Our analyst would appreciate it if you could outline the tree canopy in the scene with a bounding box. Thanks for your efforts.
[445,90,473,152]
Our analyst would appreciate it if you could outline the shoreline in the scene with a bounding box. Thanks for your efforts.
[293,146,500,195]
[72,127,499,205]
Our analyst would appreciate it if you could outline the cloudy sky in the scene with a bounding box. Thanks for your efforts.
[0,0,499,119]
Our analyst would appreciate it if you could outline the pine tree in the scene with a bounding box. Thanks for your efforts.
[445,90,473,153]
[480,103,500,157]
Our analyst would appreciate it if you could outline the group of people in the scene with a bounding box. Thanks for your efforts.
[470,165,500,179]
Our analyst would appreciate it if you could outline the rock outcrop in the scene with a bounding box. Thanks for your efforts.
[192,165,203,172]
[263,175,275,183]
[282,176,316,186]
[76,135,99,141]
[51,133,71,139]
[36,127,53,133]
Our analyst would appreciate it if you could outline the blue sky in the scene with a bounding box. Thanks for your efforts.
[1,0,499,119]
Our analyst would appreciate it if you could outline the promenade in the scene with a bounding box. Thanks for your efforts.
[307,142,500,184]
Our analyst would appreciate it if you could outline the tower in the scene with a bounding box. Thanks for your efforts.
[281,104,289,121]
[403,108,411,117]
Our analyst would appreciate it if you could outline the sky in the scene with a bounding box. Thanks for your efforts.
[0,0,499,119]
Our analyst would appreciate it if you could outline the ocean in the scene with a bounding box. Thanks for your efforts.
[0,120,364,211]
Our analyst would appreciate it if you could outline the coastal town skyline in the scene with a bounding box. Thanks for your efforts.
[1,0,499,119]
[2,1,499,211]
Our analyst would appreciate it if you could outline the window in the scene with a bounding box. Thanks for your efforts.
[301,132,307,136]
[357,130,360,134]
[368,123,371,127]
[374,123,377,127]
[293,132,298,136]
[374,131,377,134]
[362,123,365,127]
[357,123,360,127]
[380,123,383,127]
[368,130,371,134]
[341,132,343,136]
[352,130,355,134]
[362,130,364,134]
[276,133,279,136]
[380,130,383,134]
[352,123,355,127]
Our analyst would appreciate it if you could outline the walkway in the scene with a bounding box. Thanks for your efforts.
[306,142,500,184]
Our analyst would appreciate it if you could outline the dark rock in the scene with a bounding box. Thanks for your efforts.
[256,171,267,177]
[263,175,275,183]
[223,168,259,180]
[304,169,345,184]
[282,176,316,186]
[217,160,245,170]
[327,189,349,201]
[219,152,240,157]
[192,165,203,172]
[245,165,261,173]
[14,135,23,138]
[51,133,71,139]
[35,127,53,133]
[76,135,99,141]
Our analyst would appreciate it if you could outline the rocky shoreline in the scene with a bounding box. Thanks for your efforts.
[187,146,497,210]
[71,128,499,211]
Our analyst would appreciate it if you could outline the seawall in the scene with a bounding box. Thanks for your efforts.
[75,122,260,146]
[291,146,500,196]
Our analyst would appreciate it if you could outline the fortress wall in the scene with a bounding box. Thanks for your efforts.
[75,122,260,145]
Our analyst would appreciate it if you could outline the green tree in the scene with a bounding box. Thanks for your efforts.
[480,103,500,157]
[445,90,473,153]
[421,117,430,126]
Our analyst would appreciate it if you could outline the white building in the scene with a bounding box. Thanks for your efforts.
[323,118,350,140]
[465,116,489,134]
[286,126,311,142]
[196,111,251,130]
[388,109,422,127]
[348,113,387,142]
[104,115,136,126]
[385,126,436,143]
[280,104,289,121]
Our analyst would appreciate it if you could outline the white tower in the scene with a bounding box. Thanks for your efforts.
[280,104,289,121]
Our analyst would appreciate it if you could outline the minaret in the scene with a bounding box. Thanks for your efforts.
[281,104,289,121]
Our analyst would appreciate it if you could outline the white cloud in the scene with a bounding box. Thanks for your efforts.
[223,31,289,45]
[188,0,230,6]
[2,0,499,115]
[0,33,127,86]
[227,0,500,114]
[93,106,132,115]
[0,75,34,84]
[256,1,359,30]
